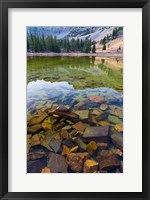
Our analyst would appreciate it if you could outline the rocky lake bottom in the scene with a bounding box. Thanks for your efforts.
[27,56,123,173]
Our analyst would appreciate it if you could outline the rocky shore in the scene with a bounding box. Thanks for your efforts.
[27,52,123,58]
[27,91,123,173]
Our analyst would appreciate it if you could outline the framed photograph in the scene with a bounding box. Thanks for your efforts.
[0,0,149,199]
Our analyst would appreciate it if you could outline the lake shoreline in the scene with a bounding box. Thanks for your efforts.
[27,52,123,58]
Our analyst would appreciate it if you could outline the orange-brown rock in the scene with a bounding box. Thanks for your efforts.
[96,150,114,162]
[60,129,70,140]
[28,112,48,125]
[98,121,110,126]
[114,124,123,133]
[62,145,70,156]
[99,155,120,171]
[31,134,41,146]
[97,143,108,150]
[88,95,105,103]
[41,167,51,173]
[72,121,86,132]
[67,152,89,172]
[84,159,98,173]
[27,124,42,134]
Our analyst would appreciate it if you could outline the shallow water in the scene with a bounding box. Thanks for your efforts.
[27,56,123,92]
[27,56,123,173]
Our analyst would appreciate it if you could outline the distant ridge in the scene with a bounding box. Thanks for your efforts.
[27,26,122,42]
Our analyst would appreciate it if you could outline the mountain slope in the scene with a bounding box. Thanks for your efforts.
[27,26,119,42]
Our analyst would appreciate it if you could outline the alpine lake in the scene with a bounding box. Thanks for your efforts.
[27,56,123,173]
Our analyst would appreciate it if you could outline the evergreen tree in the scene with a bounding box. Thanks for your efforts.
[92,44,96,53]
[27,37,30,51]
[41,34,46,51]
[102,44,106,50]
[29,34,35,52]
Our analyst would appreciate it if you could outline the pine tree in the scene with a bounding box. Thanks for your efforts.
[102,44,106,50]
[27,37,30,51]
[29,34,35,52]
[41,34,46,51]
[92,44,96,53]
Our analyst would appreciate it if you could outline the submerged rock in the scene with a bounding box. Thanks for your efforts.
[62,138,74,148]
[114,124,123,133]
[84,159,98,173]
[49,138,61,153]
[30,134,41,146]
[96,150,114,162]
[27,124,42,134]
[40,130,53,150]
[92,109,103,116]
[88,95,105,103]
[62,125,72,130]
[74,138,87,151]
[72,121,86,132]
[42,122,52,130]
[97,143,108,150]
[96,150,121,171]
[28,112,48,125]
[53,105,70,112]
[74,110,89,121]
[109,105,123,119]
[100,104,108,111]
[99,155,120,171]
[28,145,49,161]
[83,126,109,143]
[74,102,87,110]
[98,121,110,126]
[27,158,47,173]
[112,149,123,157]
[67,152,89,172]
[62,145,70,156]
[47,152,68,173]
[43,116,58,125]
[110,132,123,150]
[41,167,51,173]
[108,115,122,124]
[60,129,70,140]
[86,141,98,155]
[52,111,79,119]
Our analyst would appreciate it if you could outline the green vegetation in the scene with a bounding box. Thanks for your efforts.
[27,34,92,53]
[100,27,123,45]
